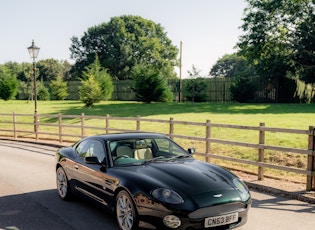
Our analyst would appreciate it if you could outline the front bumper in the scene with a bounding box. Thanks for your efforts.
[137,200,251,229]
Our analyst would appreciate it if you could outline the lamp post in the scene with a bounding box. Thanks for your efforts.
[27,40,40,132]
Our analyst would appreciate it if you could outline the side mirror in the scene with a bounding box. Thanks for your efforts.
[187,148,195,154]
[84,156,100,164]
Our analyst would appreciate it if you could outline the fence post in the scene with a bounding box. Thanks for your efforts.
[105,114,110,134]
[169,117,174,140]
[58,113,62,143]
[206,120,211,162]
[13,112,17,139]
[35,113,39,141]
[258,122,265,180]
[81,113,85,138]
[306,126,315,191]
[136,115,140,131]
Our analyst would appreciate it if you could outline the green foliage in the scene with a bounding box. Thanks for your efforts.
[293,9,315,83]
[79,75,102,107]
[0,66,18,100]
[183,78,207,102]
[70,15,178,80]
[18,81,32,100]
[132,65,173,103]
[210,53,255,78]
[1,59,72,83]
[83,56,113,100]
[37,59,69,82]
[183,66,207,102]
[37,82,50,101]
[50,76,69,100]
[230,76,257,103]
[78,56,113,106]
[238,0,315,102]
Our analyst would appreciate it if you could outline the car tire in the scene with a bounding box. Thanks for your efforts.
[115,190,138,230]
[56,167,72,200]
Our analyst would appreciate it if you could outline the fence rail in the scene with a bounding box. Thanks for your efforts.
[0,112,314,191]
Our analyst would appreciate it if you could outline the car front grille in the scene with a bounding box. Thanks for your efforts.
[188,202,247,219]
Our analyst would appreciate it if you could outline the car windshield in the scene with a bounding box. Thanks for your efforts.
[109,137,189,166]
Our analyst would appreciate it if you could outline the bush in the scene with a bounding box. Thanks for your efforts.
[132,65,173,103]
[50,76,69,100]
[183,78,207,102]
[0,68,18,100]
[82,56,114,102]
[37,82,50,101]
[230,76,257,102]
[79,75,102,107]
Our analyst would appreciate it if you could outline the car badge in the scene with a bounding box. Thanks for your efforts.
[213,194,223,198]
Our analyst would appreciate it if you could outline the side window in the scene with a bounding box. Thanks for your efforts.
[155,138,185,155]
[76,140,89,157]
[90,141,105,161]
[76,140,105,161]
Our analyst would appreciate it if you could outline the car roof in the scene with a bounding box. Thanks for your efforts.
[85,132,168,141]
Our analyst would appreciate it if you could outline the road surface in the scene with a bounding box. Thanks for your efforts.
[1,139,315,230]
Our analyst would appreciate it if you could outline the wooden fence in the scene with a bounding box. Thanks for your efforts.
[0,112,314,191]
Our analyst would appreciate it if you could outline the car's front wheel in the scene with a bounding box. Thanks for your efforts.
[56,167,72,200]
[115,190,138,230]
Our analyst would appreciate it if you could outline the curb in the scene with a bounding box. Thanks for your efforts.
[246,181,315,204]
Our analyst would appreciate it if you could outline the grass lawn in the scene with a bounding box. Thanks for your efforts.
[1,100,314,128]
[1,100,314,182]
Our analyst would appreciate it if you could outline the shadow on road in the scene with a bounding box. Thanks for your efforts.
[0,189,118,230]
[251,195,315,214]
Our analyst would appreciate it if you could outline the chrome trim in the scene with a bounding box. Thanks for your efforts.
[75,186,108,205]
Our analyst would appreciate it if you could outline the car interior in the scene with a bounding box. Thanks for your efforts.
[111,139,154,162]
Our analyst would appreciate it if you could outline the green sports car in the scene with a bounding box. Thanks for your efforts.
[56,132,251,229]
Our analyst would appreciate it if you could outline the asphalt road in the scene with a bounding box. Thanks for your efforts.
[1,139,315,230]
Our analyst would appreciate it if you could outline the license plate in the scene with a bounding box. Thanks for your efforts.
[204,212,238,228]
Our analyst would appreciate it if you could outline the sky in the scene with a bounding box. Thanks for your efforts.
[0,0,247,77]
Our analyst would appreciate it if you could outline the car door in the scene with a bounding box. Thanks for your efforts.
[73,139,116,207]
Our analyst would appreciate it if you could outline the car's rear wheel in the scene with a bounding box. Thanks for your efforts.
[56,167,72,200]
[115,190,138,230]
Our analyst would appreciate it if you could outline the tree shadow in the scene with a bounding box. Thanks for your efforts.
[251,195,315,213]
[54,102,315,118]
[0,189,119,230]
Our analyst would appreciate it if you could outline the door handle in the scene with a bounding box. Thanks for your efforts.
[74,165,79,170]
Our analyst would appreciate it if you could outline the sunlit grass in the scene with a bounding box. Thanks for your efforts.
[1,100,314,182]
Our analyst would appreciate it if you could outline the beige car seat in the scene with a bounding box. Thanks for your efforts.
[116,145,133,158]
[134,140,153,160]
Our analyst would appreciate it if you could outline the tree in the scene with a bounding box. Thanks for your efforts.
[237,0,312,102]
[210,53,254,78]
[79,75,102,107]
[132,64,173,103]
[0,66,18,100]
[2,62,29,82]
[293,8,315,83]
[50,76,69,100]
[82,56,113,100]
[230,75,257,103]
[79,57,113,107]
[37,82,50,101]
[37,59,65,82]
[184,66,207,102]
[70,15,178,80]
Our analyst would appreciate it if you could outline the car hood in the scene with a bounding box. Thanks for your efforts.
[115,158,238,196]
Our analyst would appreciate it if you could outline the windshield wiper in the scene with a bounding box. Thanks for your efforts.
[144,156,166,163]
[165,155,191,161]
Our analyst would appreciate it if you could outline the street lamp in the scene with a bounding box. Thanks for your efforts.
[27,40,40,132]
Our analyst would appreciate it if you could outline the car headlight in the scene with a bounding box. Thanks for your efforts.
[233,178,250,201]
[152,188,184,204]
